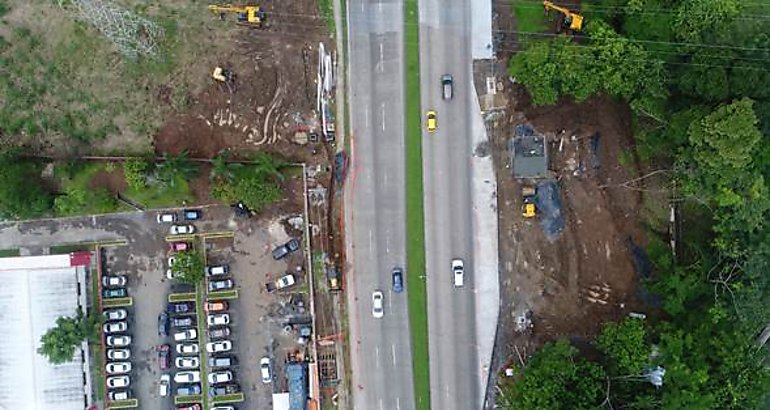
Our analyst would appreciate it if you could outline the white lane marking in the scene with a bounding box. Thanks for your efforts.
[368,230,374,253]
[378,42,385,73]
[375,346,380,368]
[396,397,401,410]
[392,344,397,366]
[379,399,384,410]
[364,103,370,128]
[361,1,364,12]
[380,102,386,131]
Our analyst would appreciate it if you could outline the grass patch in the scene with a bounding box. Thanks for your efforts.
[169,292,197,302]
[404,0,430,409]
[173,395,202,405]
[90,266,106,402]
[211,393,244,404]
[123,175,194,209]
[50,243,92,254]
[106,399,138,409]
[513,0,547,34]
[0,248,19,257]
[207,289,239,300]
[103,297,133,308]
[319,0,335,34]
[53,162,121,216]
[195,283,210,410]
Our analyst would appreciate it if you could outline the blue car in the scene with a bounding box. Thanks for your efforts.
[392,267,404,293]
[183,209,202,221]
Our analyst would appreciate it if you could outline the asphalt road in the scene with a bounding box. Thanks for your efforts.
[346,0,416,409]
[419,0,481,408]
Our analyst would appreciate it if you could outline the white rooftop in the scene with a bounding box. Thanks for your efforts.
[0,254,87,410]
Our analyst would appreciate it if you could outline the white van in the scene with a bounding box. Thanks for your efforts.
[452,259,464,287]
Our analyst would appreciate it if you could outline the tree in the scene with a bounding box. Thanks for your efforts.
[597,318,649,375]
[0,152,53,219]
[155,150,199,187]
[37,309,98,364]
[54,186,117,216]
[209,149,242,183]
[210,155,284,212]
[171,250,205,285]
[672,0,741,42]
[504,340,606,410]
[123,157,150,190]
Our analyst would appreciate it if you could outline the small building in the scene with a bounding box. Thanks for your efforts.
[510,124,548,179]
[288,362,309,410]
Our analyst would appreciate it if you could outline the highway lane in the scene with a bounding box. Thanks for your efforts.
[419,0,481,408]
[345,0,416,409]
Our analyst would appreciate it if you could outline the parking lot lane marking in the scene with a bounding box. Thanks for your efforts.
[368,230,374,253]
[391,343,397,366]
[375,346,380,368]
[379,399,384,410]
[380,102,386,131]
[396,396,401,410]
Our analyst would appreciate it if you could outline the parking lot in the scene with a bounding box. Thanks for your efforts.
[0,205,312,410]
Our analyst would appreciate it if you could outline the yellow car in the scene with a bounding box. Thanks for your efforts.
[426,111,437,132]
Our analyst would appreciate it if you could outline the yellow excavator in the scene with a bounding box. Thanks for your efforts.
[543,1,583,32]
[212,66,236,92]
[208,4,265,26]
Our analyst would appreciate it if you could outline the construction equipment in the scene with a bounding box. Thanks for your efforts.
[543,1,583,32]
[208,4,265,26]
[522,185,536,218]
[212,66,236,93]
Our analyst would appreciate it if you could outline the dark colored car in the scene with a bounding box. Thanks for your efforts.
[208,327,231,340]
[177,384,202,396]
[103,288,127,299]
[171,316,196,328]
[208,355,237,368]
[208,279,234,292]
[183,209,202,221]
[441,74,454,100]
[158,312,169,336]
[158,344,170,370]
[271,238,300,260]
[167,302,195,314]
[209,384,240,397]
[392,267,404,293]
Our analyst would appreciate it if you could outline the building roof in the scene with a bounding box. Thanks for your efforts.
[0,254,88,410]
[287,362,308,410]
[511,124,548,178]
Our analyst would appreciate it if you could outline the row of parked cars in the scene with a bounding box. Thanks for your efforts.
[102,270,135,402]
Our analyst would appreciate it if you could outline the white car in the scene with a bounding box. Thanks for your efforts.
[106,362,132,375]
[452,258,464,287]
[106,335,131,347]
[207,370,233,385]
[104,309,127,321]
[157,213,176,223]
[372,290,384,318]
[206,340,233,353]
[103,321,128,334]
[166,269,180,280]
[173,371,200,384]
[211,407,235,410]
[167,256,176,269]
[106,375,130,389]
[159,374,170,397]
[260,357,272,384]
[102,275,127,287]
[173,329,197,342]
[107,348,131,360]
[207,313,230,327]
[169,224,195,235]
[176,343,199,355]
[108,390,131,401]
[175,356,200,369]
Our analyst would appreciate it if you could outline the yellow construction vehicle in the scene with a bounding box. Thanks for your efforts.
[522,185,536,218]
[208,4,265,26]
[543,1,583,32]
[212,66,236,92]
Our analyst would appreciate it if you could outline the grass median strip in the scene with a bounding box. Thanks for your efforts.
[103,297,133,308]
[207,289,239,300]
[195,283,210,410]
[169,292,197,303]
[211,393,245,404]
[106,399,138,409]
[174,395,202,405]
[404,0,430,408]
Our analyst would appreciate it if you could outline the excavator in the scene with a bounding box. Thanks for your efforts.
[208,4,265,27]
[212,66,236,92]
[543,1,583,32]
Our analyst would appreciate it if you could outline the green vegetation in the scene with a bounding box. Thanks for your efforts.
[505,1,770,408]
[512,0,547,34]
[404,0,430,408]
[210,152,285,213]
[171,250,206,285]
[168,292,197,303]
[90,263,106,402]
[54,163,119,216]
[105,399,138,409]
[319,0,335,33]
[50,243,94,254]
[207,290,239,300]
[195,283,209,410]
[37,308,99,365]
[0,151,53,219]
[173,395,202,405]
[102,297,133,308]
[0,248,20,257]
[211,393,245,404]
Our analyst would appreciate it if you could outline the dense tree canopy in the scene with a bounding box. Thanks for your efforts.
[0,151,53,219]
[37,309,98,364]
[170,250,205,284]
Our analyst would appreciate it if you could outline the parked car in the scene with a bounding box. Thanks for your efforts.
[103,288,127,299]
[208,371,233,385]
[206,340,233,354]
[106,335,131,347]
[205,300,229,312]
[157,213,177,223]
[103,321,128,334]
[167,256,176,269]
[159,374,170,397]
[104,308,127,321]
[176,343,199,355]
[166,269,180,280]
[169,224,195,235]
[271,238,300,260]
[174,329,197,342]
[158,344,170,370]
[177,405,202,410]
[260,357,272,383]
[106,375,130,389]
[206,265,229,277]
[209,384,240,397]
[208,355,236,368]
[107,389,132,401]
[158,311,169,336]
[105,362,132,375]
[174,371,201,384]
[171,315,196,328]
[372,290,384,318]
[207,313,230,327]
[208,279,233,292]
[392,267,404,293]
[208,327,231,340]
[102,275,127,287]
[452,258,464,287]
[176,384,201,396]
[210,406,235,410]
[175,356,200,369]
[167,302,195,314]
[107,349,131,360]
[183,209,202,220]
[168,241,191,252]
